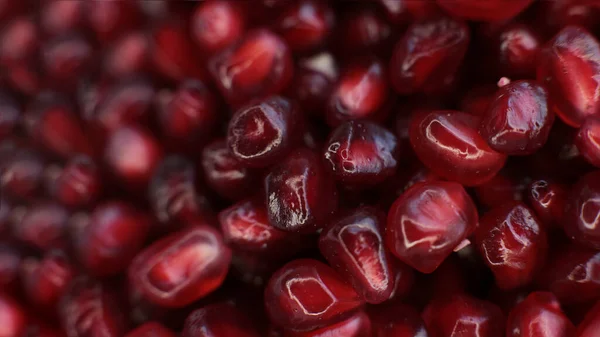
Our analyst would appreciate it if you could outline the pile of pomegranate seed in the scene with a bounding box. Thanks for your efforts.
[3,0,600,336]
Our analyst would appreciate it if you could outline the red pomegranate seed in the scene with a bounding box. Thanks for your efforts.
[41,34,94,92]
[386,181,478,273]
[323,121,399,188]
[336,6,392,57]
[40,0,83,38]
[0,293,27,337]
[264,259,363,331]
[537,25,600,127]
[74,201,150,277]
[480,80,553,155]
[85,0,141,44]
[103,31,150,79]
[578,300,600,337]
[59,277,127,337]
[0,16,38,67]
[423,294,505,337]
[506,291,575,337]
[128,224,231,308]
[409,110,507,186]
[369,303,428,337]
[526,179,567,229]
[201,139,258,201]
[208,29,293,107]
[274,0,335,53]
[493,23,542,79]
[21,250,74,311]
[390,17,469,95]
[191,0,246,55]
[227,96,302,168]
[475,202,548,290]
[12,202,69,252]
[563,170,600,249]
[576,116,600,168]
[265,149,338,233]
[0,149,45,201]
[125,322,177,337]
[436,0,533,21]
[50,155,101,209]
[0,244,21,292]
[319,207,398,304]
[285,311,371,337]
[182,302,261,337]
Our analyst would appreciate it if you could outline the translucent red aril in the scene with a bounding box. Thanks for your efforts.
[150,21,208,83]
[336,7,392,57]
[323,121,399,188]
[182,302,261,337]
[274,0,334,53]
[389,17,469,95]
[40,0,83,38]
[0,16,40,95]
[149,155,207,227]
[480,80,553,155]
[208,29,293,107]
[12,202,69,252]
[103,31,150,79]
[285,311,371,337]
[526,179,567,228]
[265,149,338,233]
[50,155,100,209]
[475,202,548,290]
[563,170,600,249]
[201,139,258,201]
[409,110,507,186]
[0,293,27,337]
[506,292,575,337]
[578,300,600,337]
[41,34,94,92]
[0,91,20,141]
[85,0,141,44]
[21,251,74,311]
[386,181,478,274]
[0,244,21,292]
[576,116,600,167]
[423,294,505,337]
[493,23,542,79]
[219,198,297,253]
[326,57,390,127]
[125,322,177,337]
[227,96,301,168]
[74,201,150,277]
[0,149,45,201]
[538,244,600,305]
[59,277,126,337]
[191,0,246,55]
[158,79,217,150]
[264,259,363,331]
[537,26,600,127]
[104,125,163,191]
[369,303,428,337]
[436,0,533,21]
[128,224,231,308]
[319,207,397,304]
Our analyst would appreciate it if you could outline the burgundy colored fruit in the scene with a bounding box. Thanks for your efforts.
[323,121,399,188]
[526,179,567,228]
[336,7,392,56]
[506,292,575,337]
[265,259,363,331]
[319,207,397,304]
[128,224,231,308]
[475,202,548,290]
[40,0,83,37]
[409,110,507,186]
[436,0,533,21]
[125,322,177,337]
[41,34,94,92]
[227,96,302,168]
[274,0,335,53]
[578,300,600,337]
[50,155,101,209]
[182,302,261,337]
[537,26,600,127]
[493,23,542,78]
[13,202,69,252]
[285,311,371,337]
[390,17,469,95]
[208,29,293,107]
[563,170,600,249]
[480,80,553,155]
[265,149,338,233]
[0,149,45,201]
[21,251,74,311]
[85,0,141,43]
[386,180,478,273]
[576,116,600,168]
[74,201,150,277]
[0,293,27,337]
[103,31,150,79]
[191,0,246,54]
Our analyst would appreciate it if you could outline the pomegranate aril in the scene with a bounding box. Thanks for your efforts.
[409,110,507,186]
[41,34,94,92]
[480,80,553,155]
[284,311,371,337]
[578,300,600,337]
[182,302,261,337]
[128,224,231,308]
[275,0,335,53]
[423,294,505,337]
[526,178,567,229]
[563,170,600,249]
[389,17,469,95]
[506,291,575,337]
[0,293,27,337]
[0,148,45,201]
[227,95,302,168]
[208,29,293,107]
[537,25,600,127]
[201,139,258,201]
[103,31,150,79]
[74,201,150,277]
[475,202,548,290]
[436,0,533,21]
[323,121,399,188]
[12,201,69,252]
[386,180,478,273]
[40,0,83,38]
[326,57,390,127]
[191,0,246,54]
[319,207,397,304]
[85,0,141,44]
[369,303,428,337]
[576,116,600,168]
[50,155,101,209]
[125,322,177,337]
[335,6,393,58]
[265,148,338,233]
[265,259,363,331]
[0,16,40,95]
[21,250,74,311]
[493,23,542,79]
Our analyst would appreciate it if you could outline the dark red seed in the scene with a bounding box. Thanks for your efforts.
[191,0,246,55]
[274,0,335,53]
[12,202,69,252]
[506,292,575,337]
[563,170,600,249]
[576,116,600,168]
